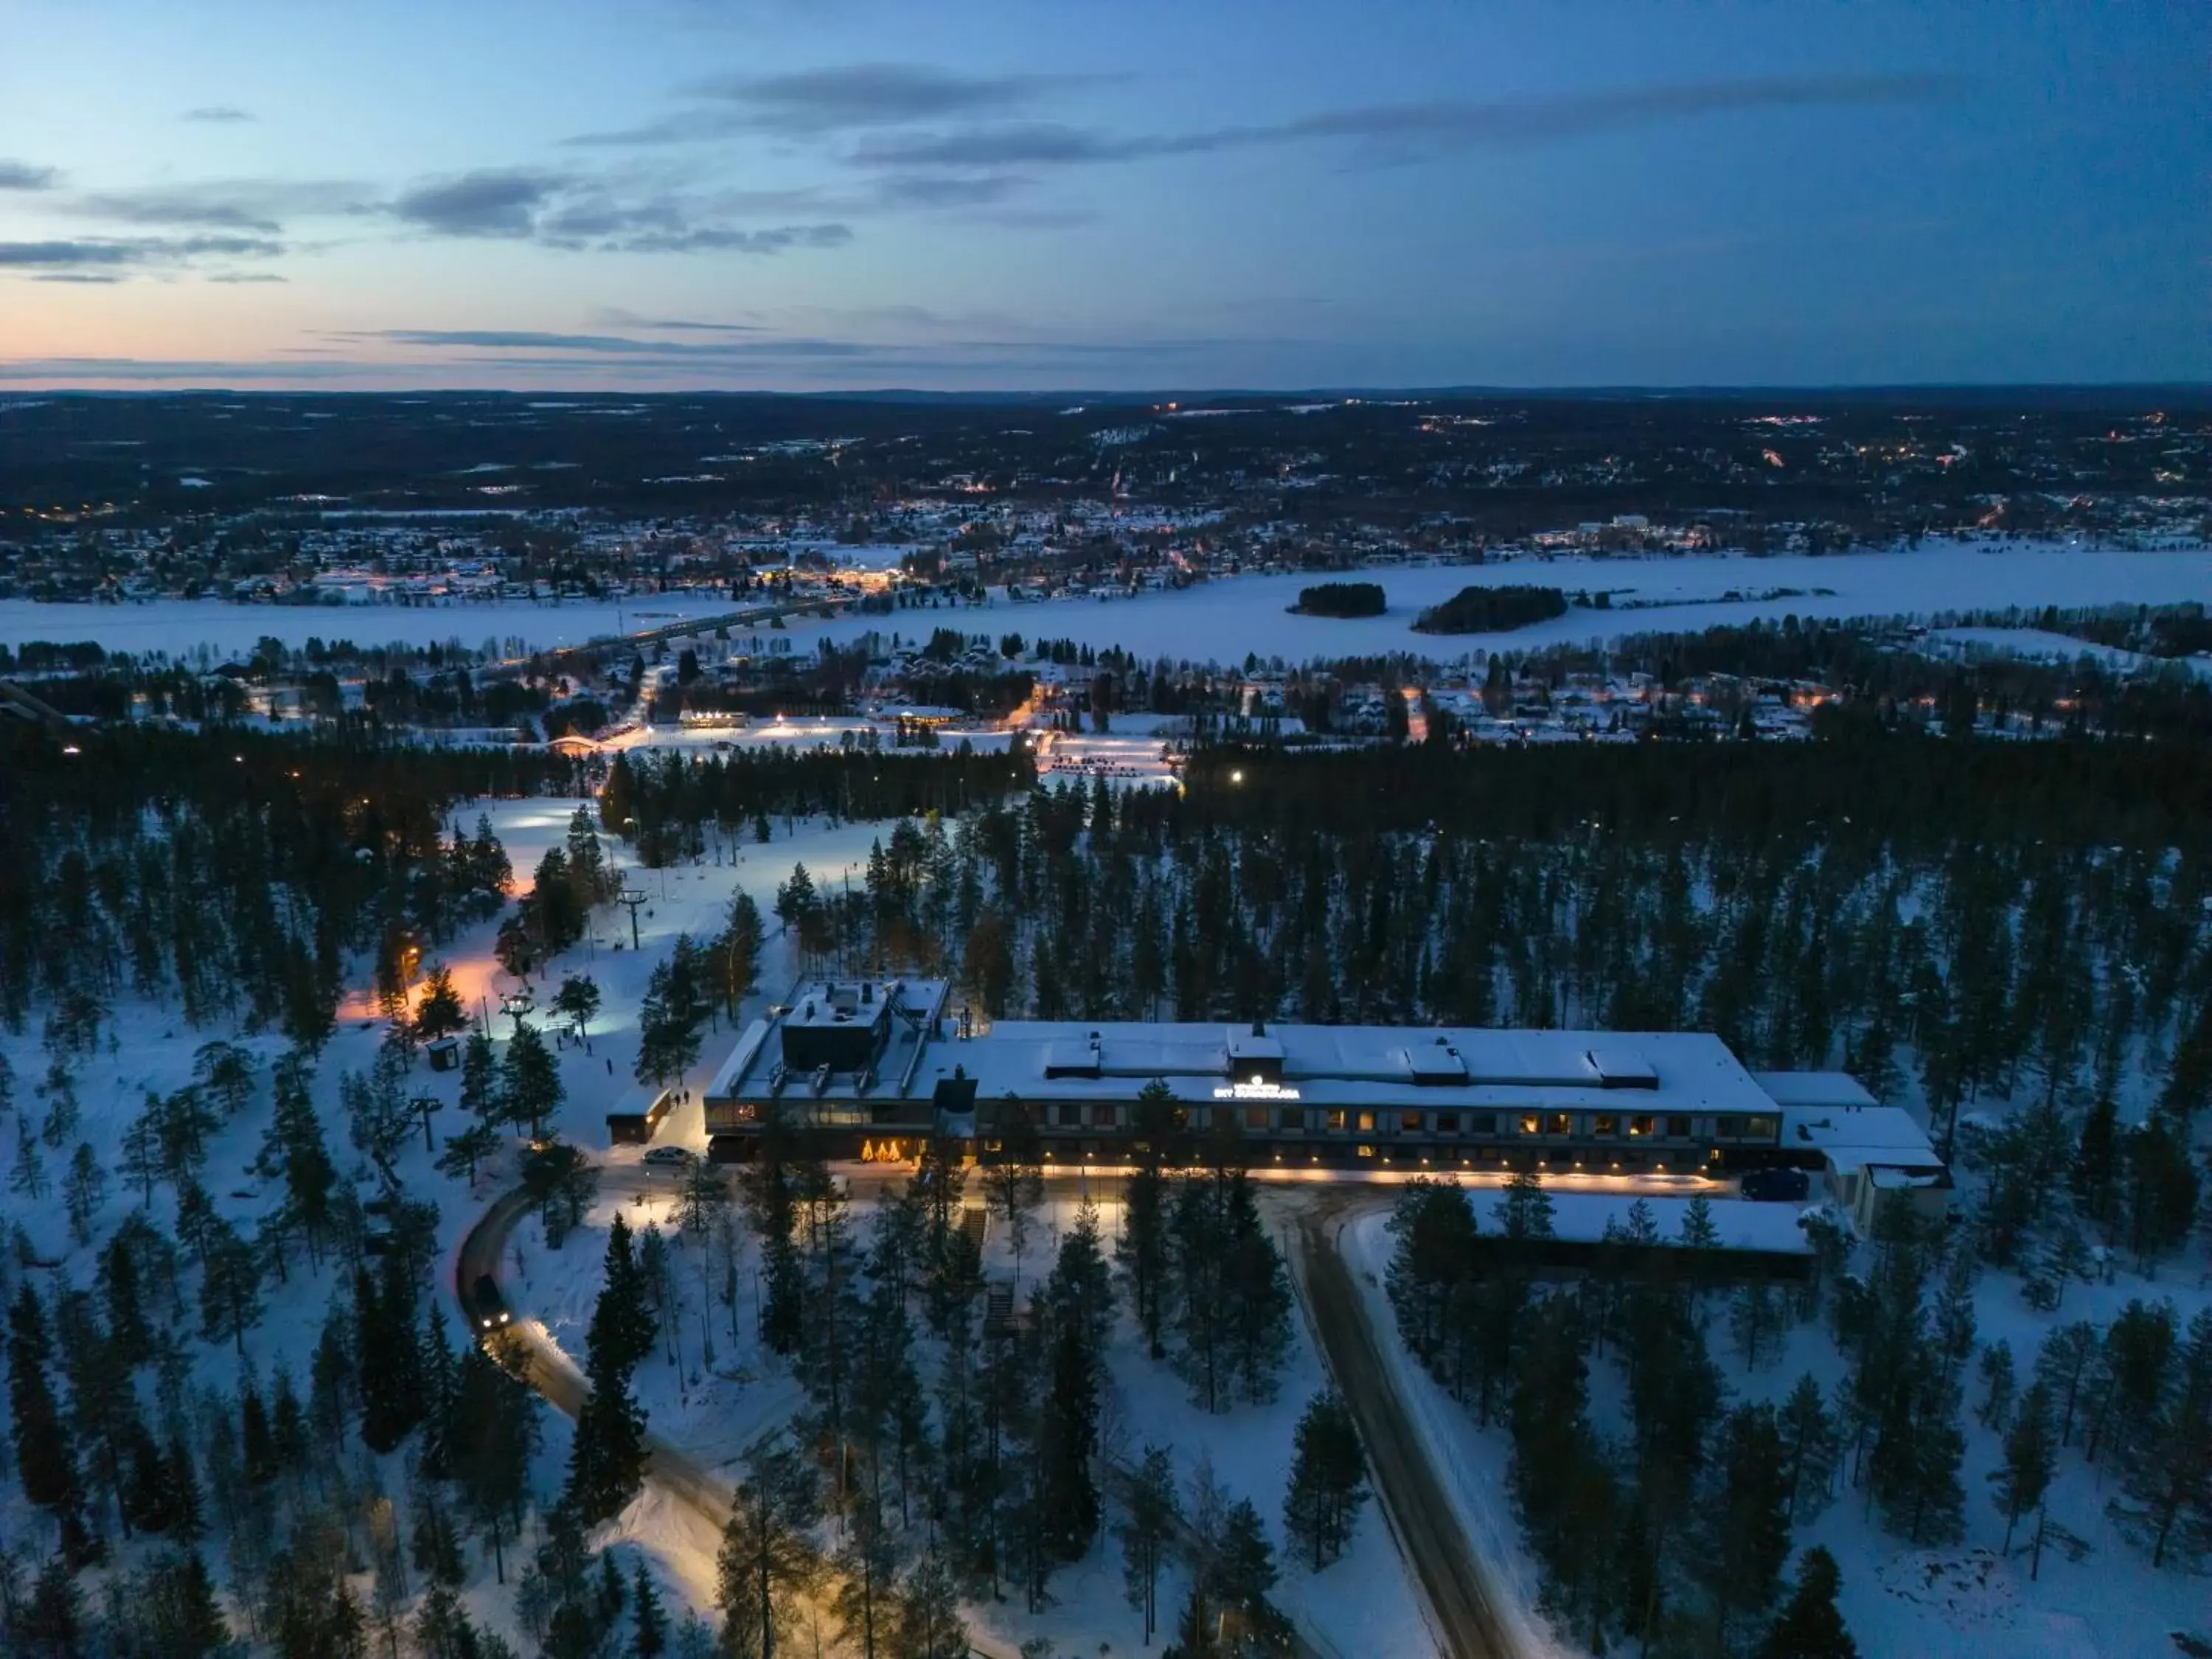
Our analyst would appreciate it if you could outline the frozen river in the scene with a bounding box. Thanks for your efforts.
[4,539,2209,667]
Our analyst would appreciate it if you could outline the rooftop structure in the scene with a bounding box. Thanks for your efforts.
[700,996,1945,1204]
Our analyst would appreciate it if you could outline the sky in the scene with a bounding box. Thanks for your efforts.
[0,0,2203,392]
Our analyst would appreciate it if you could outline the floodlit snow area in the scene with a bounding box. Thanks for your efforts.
[1343,1186,2212,1659]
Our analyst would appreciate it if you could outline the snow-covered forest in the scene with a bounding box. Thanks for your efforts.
[6,661,2212,1658]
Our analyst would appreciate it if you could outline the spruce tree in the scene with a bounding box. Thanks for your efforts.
[501,1020,563,1138]
[1756,1547,1857,1659]
[1038,1310,1100,1562]
[7,1285,91,1560]
[566,1217,655,1523]
[607,1561,656,1658]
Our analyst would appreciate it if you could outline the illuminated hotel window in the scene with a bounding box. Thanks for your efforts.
[1593,1114,1617,1138]
[1519,1113,1543,1135]
[1356,1144,1376,1159]
[1326,1108,1348,1131]
[1356,1110,1377,1133]
[1630,1113,1655,1138]
[1400,1110,1422,1134]
[1546,1112,1572,1136]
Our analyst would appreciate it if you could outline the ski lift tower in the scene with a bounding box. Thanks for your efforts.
[618,886,649,950]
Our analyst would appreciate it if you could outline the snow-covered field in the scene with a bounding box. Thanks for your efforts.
[9,538,2212,667]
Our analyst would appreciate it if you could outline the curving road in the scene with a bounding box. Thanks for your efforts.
[1285,1192,1526,1659]
[455,1173,736,1528]
[464,1165,1529,1658]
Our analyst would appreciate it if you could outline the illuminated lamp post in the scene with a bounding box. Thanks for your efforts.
[500,989,535,1035]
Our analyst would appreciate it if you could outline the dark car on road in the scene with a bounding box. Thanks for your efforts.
[1739,1167,1811,1203]
[470,1273,512,1332]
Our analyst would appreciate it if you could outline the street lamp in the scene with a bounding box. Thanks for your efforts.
[500,990,535,1034]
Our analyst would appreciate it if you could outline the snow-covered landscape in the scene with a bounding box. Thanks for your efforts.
[8,538,2211,669]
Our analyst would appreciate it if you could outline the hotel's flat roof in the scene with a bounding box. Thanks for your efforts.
[711,1010,1790,1118]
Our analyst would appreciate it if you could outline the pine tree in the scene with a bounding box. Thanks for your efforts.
[1696,1402,1795,1649]
[197,1215,264,1357]
[716,1436,822,1659]
[1992,1377,2055,1556]
[1282,1390,1367,1571]
[2108,1307,2212,1569]
[1977,1340,2017,1431]
[894,1550,967,1659]
[459,1030,501,1127]
[1119,1444,1180,1646]
[1756,1546,1857,1659]
[1679,1192,1719,1251]
[1776,1372,1839,1521]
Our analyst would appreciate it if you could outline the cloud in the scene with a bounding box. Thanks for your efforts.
[183,106,254,123]
[594,309,767,333]
[208,272,288,284]
[70,179,372,233]
[566,62,1073,145]
[0,161,58,190]
[342,328,878,358]
[389,170,563,237]
[613,223,852,255]
[32,274,125,285]
[849,72,1966,172]
[866,172,1031,209]
[0,356,374,382]
[0,235,282,274]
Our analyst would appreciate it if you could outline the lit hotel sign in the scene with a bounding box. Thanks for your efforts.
[1212,1081,1301,1101]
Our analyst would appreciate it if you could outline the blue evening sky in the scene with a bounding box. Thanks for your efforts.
[0,0,2202,390]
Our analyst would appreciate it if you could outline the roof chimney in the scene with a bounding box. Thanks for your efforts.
[1252,1018,1267,1037]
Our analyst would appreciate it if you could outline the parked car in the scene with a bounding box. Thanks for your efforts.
[1739,1167,1811,1203]
[470,1273,511,1332]
[642,1144,695,1169]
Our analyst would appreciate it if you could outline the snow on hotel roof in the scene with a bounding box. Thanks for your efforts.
[883,1020,1778,1114]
